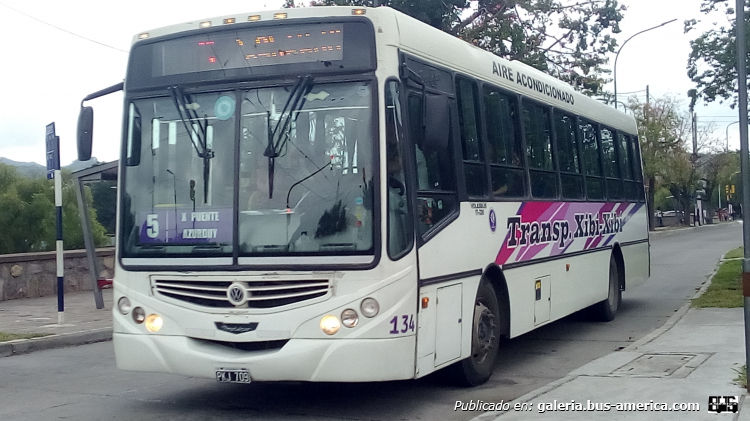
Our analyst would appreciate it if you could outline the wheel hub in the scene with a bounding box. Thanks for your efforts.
[472,301,496,364]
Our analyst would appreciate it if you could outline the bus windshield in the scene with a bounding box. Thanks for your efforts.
[121,80,375,260]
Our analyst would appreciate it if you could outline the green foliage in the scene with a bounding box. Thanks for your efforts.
[298,0,626,95]
[628,94,731,226]
[629,95,688,182]
[685,0,750,107]
[700,151,739,215]
[90,180,117,234]
[691,258,742,308]
[654,186,674,211]
[628,95,690,226]
[733,364,747,389]
[0,332,52,342]
[0,163,109,255]
[725,246,743,259]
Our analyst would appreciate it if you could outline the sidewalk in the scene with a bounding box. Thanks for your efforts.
[472,306,747,420]
[0,288,112,357]
[471,254,749,420]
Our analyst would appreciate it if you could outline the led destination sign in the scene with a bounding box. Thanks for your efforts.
[157,23,345,76]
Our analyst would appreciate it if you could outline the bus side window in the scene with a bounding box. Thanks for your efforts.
[630,135,645,201]
[600,127,623,200]
[618,131,637,201]
[483,86,525,198]
[407,94,457,237]
[456,77,486,198]
[522,100,557,199]
[554,111,584,199]
[579,120,604,200]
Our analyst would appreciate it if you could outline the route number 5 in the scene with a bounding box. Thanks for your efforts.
[146,214,159,238]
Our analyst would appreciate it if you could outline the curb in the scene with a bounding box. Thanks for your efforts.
[649,220,739,236]
[469,248,729,421]
[0,328,112,358]
[622,249,723,352]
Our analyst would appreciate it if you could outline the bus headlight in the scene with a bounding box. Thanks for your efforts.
[320,315,340,335]
[341,309,358,328]
[360,298,379,318]
[145,314,163,332]
[132,307,146,324]
[117,297,131,315]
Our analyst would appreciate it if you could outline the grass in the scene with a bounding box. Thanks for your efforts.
[0,332,51,343]
[725,247,744,260]
[734,364,748,389]
[691,252,743,308]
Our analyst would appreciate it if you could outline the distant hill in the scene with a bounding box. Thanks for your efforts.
[0,157,100,178]
[66,158,101,173]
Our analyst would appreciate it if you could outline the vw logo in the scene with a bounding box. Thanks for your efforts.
[227,282,248,306]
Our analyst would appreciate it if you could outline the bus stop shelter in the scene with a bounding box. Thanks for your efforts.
[71,160,118,310]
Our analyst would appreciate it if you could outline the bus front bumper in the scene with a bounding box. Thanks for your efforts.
[113,332,416,382]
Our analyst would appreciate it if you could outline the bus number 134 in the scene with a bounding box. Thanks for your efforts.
[389,315,415,334]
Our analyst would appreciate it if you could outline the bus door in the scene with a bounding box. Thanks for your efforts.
[402,77,464,371]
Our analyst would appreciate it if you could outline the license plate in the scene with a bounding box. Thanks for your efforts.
[216,368,251,383]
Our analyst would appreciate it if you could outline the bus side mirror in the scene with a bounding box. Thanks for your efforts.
[77,106,94,161]
[423,94,449,152]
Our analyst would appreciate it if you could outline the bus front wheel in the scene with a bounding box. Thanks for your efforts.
[451,279,501,386]
[590,256,621,322]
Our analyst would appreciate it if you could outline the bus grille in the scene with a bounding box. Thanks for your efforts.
[153,278,331,308]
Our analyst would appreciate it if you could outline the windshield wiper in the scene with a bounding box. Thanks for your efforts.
[285,162,331,210]
[169,86,215,204]
[264,75,314,199]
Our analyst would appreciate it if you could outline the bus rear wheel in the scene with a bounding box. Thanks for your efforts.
[590,256,621,322]
[451,279,501,386]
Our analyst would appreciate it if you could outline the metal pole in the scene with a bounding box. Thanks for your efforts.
[55,167,64,324]
[74,176,104,310]
[735,0,750,393]
[613,19,677,110]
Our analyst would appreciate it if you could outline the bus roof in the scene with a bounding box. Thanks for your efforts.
[132,6,636,134]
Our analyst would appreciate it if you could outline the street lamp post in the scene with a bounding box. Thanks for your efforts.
[726,120,740,151]
[613,19,677,110]
[734,0,750,393]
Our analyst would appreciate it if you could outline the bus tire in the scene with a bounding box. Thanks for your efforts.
[450,279,501,386]
[590,256,621,322]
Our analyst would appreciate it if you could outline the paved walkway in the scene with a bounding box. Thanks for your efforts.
[472,306,748,420]
[0,288,112,357]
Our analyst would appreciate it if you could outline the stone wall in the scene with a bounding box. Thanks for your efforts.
[0,248,114,302]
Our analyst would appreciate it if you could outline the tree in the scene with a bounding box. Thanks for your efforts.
[699,151,734,222]
[685,0,750,108]
[298,0,626,95]
[57,172,109,250]
[714,150,742,212]
[0,163,109,255]
[90,180,117,235]
[628,95,688,228]
[0,166,54,254]
[660,148,698,226]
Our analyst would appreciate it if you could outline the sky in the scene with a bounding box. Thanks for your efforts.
[0,0,742,167]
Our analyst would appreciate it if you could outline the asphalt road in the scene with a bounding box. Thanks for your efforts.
[0,223,742,421]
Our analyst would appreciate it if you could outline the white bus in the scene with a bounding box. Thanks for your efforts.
[78,6,649,386]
